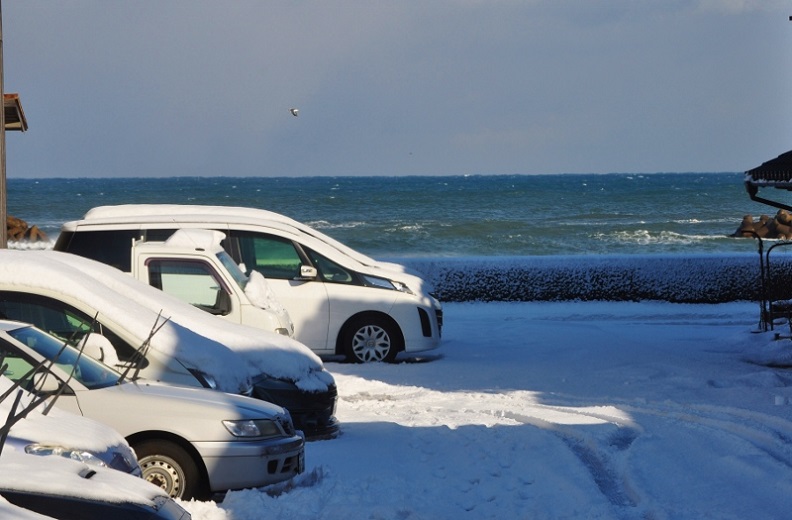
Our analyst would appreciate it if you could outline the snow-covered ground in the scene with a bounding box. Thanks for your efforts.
[179,300,792,519]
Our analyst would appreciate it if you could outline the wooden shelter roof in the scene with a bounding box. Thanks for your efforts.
[3,93,27,132]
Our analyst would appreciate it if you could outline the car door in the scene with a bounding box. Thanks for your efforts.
[145,258,237,319]
[227,231,331,353]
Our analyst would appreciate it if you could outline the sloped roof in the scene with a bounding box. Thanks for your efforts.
[3,93,27,131]
[746,149,792,187]
[745,149,792,210]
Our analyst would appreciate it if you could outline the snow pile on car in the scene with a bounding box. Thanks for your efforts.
[30,250,332,393]
[0,251,253,394]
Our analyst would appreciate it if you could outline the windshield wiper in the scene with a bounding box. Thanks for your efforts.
[117,311,170,385]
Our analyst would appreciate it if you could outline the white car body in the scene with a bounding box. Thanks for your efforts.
[130,229,294,337]
[56,204,443,363]
[0,320,304,499]
[0,250,339,439]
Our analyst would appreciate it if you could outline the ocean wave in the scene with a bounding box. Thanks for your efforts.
[308,220,368,230]
[593,230,733,246]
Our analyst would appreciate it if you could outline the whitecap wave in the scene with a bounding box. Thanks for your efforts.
[8,239,56,251]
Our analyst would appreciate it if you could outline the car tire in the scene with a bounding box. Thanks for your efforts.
[134,440,205,500]
[343,315,402,363]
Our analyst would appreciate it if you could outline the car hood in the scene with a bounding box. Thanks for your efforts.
[0,379,131,457]
[111,379,286,419]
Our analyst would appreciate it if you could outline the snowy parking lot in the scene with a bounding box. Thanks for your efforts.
[183,300,792,519]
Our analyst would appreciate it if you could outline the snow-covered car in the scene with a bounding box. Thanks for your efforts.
[0,449,191,520]
[0,320,305,500]
[55,204,444,363]
[0,377,190,519]
[0,249,339,439]
[0,375,139,478]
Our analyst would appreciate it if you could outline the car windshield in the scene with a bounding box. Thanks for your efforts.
[217,250,248,290]
[7,326,121,389]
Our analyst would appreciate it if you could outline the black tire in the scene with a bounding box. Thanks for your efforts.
[133,440,205,500]
[343,315,402,363]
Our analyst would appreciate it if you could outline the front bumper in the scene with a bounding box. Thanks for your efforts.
[253,382,340,441]
[193,434,305,492]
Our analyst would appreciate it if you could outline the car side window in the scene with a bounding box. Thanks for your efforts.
[147,259,231,315]
[0,292,144,365]
[304,247,354,284]
[0,338,39,386]
[58,230,140,271]
[233,231,303,280]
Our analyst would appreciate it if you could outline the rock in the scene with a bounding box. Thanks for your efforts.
[7,215,48,242]
[732,212,792,241]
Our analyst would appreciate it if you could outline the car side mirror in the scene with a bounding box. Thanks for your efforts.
[299,265,318,280]
[32,372,62,394]
[81,333,120,367]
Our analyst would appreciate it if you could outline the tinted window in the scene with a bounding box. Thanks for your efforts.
[57,230,139,271]
[232,231,303,280]
[0,292,145,365]
[6,326,121,389]
[56,229,180,272]
[304,247,354,284]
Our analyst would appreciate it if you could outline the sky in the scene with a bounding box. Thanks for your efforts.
[4,1,792,179]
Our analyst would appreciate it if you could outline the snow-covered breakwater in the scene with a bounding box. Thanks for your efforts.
[401,254,790,303]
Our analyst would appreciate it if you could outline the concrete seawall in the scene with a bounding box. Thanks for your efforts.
[400,254,792,303]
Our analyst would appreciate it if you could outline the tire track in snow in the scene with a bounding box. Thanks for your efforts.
[342,384,792,516]
[498,409,640,509]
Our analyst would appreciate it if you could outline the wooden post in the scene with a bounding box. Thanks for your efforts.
[0,0,7,249]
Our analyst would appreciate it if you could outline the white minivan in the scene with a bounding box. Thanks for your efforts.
[56,205,443,363]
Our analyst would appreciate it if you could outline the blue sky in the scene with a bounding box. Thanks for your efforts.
[4,1,792,178]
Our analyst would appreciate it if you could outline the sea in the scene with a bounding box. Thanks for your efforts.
[7,172,767,259]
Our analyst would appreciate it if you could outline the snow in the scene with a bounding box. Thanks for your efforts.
[245,270,290,317]
[48,249,332,392]
[0,379,164,507]
[405,254,773,303]
[162,228,227,250]
[178,300,792,519]
[0,250,332,393]
[0,448,163,505]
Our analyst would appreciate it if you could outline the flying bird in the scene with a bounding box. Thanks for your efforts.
[290,108,299,117]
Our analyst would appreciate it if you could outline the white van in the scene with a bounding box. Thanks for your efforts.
[56,204,443,363]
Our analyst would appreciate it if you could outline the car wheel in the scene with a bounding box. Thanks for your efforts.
[134,440,204,500]
[344,315,401,363]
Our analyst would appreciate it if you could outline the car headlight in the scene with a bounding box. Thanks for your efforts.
[391,280,414,295]
[25,444,107,468]
[362,275,414,295]
[223,419,282,438]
